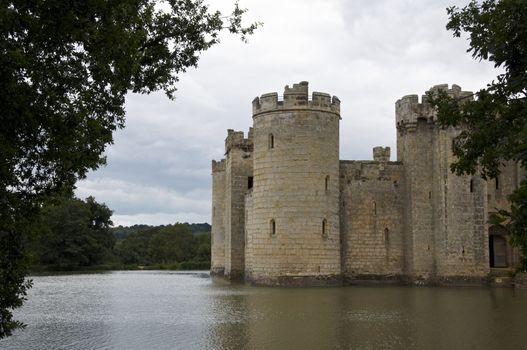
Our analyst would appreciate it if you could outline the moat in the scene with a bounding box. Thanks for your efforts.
[1,271,525,350]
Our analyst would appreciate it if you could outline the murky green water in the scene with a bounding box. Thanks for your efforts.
[1,271,525,350]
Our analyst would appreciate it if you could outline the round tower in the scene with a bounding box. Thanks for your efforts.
[244,81,342,286]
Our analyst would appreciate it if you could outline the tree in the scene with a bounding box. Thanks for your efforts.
[116,227,158,265]
[31,196,114,269]
[0,0,258,338]
[149,223,195,263]
[427,0,527,270]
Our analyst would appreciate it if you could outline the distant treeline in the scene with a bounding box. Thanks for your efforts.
[28,196,211,272]
[113,222,211,240]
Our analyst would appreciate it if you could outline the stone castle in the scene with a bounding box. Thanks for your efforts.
[210,81,523,286]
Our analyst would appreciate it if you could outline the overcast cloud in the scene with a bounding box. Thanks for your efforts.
[75,0,498,226]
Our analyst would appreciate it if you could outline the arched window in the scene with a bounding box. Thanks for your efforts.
[268,133,274,149]
[322,219,327,236]
[325,175,330,191]
[270,219,276,236]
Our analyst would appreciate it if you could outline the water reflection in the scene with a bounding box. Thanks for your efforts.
[206,282,527,350]
[1,272,526,350]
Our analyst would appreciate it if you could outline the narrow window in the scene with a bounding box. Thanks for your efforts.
[495,177,499,190]
[268,133,274,149]
[429,191,432,199]
[322,219,327,236]
[373,201,377,215]
[384,227,389,244]
[325,175,330,191]
[270,219,276,236]
[470,179,474,193]
[248,176,253,189]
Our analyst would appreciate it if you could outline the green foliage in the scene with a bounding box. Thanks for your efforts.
[113,224,153,240]
[149,225,194,263]
[115,223,211,268]
[28,202,212,270]
[186,222,212,235]
[111,222,212,241]
[116,227,158,265]
[428,0,527,270]
[0,205,33,338]
[29,196,115,270]
[0,0,257,338]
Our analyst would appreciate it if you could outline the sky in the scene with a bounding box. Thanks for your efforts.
[75,0,499,227]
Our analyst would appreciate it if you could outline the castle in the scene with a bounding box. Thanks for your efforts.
[211,81,523,286]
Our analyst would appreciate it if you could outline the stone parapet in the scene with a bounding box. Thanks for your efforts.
[373,146,391,162]
[212,159,226,173]
[225,128,253,154]
[395,84,473,131]
[252,81,340,116]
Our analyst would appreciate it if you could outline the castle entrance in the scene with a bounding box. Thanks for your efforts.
[489,226,509,268]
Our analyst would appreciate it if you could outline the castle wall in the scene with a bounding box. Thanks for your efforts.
[434,127,488,278]
[397,117,436,278]
[211,81,515,285]
[487,161,523,213]
[211,159,226,275]
[396,85,489,281]
[339,156,405,280]
[223,130,253,280]
[245,82,342,285]
[244,189,253,271]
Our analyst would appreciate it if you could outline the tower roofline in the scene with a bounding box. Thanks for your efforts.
[395,83,473,130]
[252,81,340,117]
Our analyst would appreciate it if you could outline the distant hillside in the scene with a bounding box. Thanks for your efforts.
[112,222,211,240]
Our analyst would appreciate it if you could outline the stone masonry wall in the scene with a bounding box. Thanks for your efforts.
[340,156,405,279]
[211,159,226,274]
[245,82,342,285]
[396,84,489,281]
[397,118,436,278]
[488,161,523,213]
[434,127,489,278]
[223,130,253,280]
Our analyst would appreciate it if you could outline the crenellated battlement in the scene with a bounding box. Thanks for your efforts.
[396,84,473,131]
[212,159,226,173]
[252,81,340,117]
[373,146,391,162]
[225,128,254,154]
